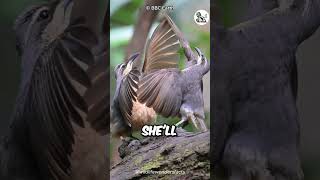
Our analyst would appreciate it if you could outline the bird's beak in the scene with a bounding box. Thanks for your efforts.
[62,0,73,24]
[63,0,73,14]
[127,52,140,67]
[128,53,140,63]
[54,0,74,23]
[123,53,140,76]
[42,0,74,43]
[195,47,203,65]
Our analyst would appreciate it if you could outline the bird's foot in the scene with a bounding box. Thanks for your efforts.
[189,114,208,132]
[190,114,200,130]
[197,118,208,132]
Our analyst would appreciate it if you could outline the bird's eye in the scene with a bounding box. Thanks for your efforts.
[114,64,120,72]
[115,63,125,72]
[39,10,49,20]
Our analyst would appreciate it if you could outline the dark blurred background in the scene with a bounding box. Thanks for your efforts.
[0,0,37,136]
[216,0,320,179]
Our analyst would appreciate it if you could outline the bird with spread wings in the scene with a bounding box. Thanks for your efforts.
[111,14,210,138]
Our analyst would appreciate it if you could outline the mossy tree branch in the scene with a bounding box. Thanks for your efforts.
[111,131,210,180]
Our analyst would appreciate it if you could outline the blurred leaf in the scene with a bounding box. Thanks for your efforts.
[110,0,131,16]
[111,0,143,26]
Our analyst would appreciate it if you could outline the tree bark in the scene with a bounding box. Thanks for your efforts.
[111,131,210,180]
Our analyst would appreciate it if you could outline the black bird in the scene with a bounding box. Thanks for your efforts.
[0,0,106,179]
[111,14,209,138]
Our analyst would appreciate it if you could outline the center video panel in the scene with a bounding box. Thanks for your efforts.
[110,0,211,179]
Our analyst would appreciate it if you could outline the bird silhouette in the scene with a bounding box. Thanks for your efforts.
[111,14,209,138]
[0,0,107,179]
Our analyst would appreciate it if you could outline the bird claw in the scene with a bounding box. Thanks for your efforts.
[197,118,208,132]
[190,115,200,130]
[188,114,208,132]
[176,113,208,132]
[192,115,208,132]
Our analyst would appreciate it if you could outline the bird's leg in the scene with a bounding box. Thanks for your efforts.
[193,111,208,132]
[190,114,200,130]
[175,116,188,127]
[178,110,200,131]
[197,117,208,132]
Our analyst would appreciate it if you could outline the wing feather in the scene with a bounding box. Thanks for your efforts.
[163,14,197,61]
[137,69,182,117]
[83,34,109,134]
[142,16,181,72]
[25,26,96,179]
[118,69,141,126]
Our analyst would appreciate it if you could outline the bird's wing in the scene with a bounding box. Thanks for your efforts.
[137,69,182,117]
[118,69,141,126]
[142,15,181,73]
[84,34,108,135]
[83,5,109,135]
[163,14,197,62]
[26,24,96,179]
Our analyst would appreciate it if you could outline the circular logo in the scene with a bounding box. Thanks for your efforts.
[194,10,209,25]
